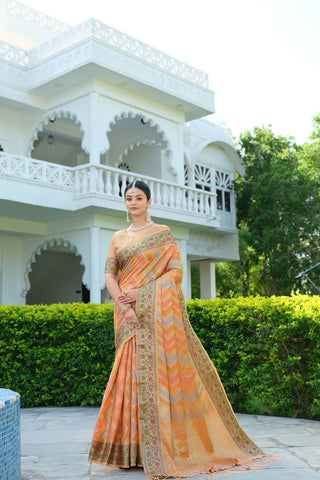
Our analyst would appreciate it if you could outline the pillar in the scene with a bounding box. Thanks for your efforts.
[176,239,188,297]
[89,92,100,166]
[90,226,101,303]
[186,258,192,300]
[200,261,216,299]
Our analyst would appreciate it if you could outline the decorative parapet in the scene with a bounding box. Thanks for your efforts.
[0,15,209,88]
[0,41,29,66]
[7,0,70,35]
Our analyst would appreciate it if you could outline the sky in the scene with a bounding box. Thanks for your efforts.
[17,0,320,145]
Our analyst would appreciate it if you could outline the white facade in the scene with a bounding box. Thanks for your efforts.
[0,0,243,305]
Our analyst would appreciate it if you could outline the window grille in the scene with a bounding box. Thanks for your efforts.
[184,163,189,186]
[194,164,211,192]
[215,170,232,212]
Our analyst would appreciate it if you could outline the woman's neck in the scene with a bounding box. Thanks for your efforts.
[132,216,148,227]
[129,217,153,232]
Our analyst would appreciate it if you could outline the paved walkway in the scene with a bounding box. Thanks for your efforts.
[21,407,320,480]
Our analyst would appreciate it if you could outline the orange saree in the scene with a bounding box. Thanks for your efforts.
[88,224,271,478]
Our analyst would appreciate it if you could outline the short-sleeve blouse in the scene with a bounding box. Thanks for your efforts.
[104,234,119,276]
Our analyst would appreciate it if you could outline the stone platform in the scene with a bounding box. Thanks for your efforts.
[21,407,320,479]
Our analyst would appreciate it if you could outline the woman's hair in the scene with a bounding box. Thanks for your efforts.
[124,180,151,200]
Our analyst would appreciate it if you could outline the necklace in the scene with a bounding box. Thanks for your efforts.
[129,221,154,231]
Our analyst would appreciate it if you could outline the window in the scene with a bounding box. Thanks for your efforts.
[194,164,212,192]
[215,170,232,212]
[192,164,233,214]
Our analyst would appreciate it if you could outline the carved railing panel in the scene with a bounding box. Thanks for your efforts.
[0,153,74,188]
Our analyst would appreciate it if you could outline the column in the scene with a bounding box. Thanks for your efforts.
[90,226,101,303]
[176,239,188,297]
[89,92,100,166]
[186,259,192,300]
[200,261,216,299]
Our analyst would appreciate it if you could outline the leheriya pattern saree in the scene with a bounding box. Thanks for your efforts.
[88,224,274,478]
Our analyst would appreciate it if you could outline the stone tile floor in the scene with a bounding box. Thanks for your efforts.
[20,407,320,479]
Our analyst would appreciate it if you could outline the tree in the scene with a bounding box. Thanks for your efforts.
[235,125,320,296]
[215,225,265,297]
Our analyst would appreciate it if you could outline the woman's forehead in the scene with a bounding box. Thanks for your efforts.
[125,188,146,197]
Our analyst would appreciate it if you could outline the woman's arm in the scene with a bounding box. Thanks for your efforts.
[105,273,122,301]
[105,273,140,329]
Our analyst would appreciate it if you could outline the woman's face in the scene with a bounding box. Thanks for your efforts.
[125,187,151,218]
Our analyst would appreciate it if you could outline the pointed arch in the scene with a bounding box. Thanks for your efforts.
[27,110,86,157]
[21,238,86,297]
[107,111,176,175]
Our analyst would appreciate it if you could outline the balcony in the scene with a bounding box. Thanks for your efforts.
[0,153,237,231]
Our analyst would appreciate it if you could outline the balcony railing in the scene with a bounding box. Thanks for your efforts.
[0,153,217,221]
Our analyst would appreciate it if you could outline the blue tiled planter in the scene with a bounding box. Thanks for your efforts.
[0,389,21,480]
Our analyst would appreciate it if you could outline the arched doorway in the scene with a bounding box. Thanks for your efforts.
[26,243,89,305]
[103,112,174,176]
[30,112,88,167]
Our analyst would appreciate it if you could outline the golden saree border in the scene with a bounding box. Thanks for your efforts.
[117,230,175,270]
[137,281,164,478]
[88,441,143,467]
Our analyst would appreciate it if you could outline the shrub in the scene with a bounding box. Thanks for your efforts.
[0,296,319,419]
[187,295,320,419]
[0,303,114,407]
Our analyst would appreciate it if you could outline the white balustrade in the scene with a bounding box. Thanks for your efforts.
[0,41,29,66]
[0,153,218,220]
[73,164,217,218]
[0,153,74,189]
[8,0,69,34]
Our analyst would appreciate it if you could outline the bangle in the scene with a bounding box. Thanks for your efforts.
[121,304,131,315]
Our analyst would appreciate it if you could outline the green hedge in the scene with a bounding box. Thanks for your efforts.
[1,296,319,419]
[187,295,320,420]
[0,303,115,407]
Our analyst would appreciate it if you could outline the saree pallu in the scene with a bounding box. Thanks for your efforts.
[88,226,271,478]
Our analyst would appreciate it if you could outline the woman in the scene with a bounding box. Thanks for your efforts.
[88,180,273,478]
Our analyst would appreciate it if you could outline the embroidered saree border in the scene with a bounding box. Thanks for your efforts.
[89,441,143,467]
[105,257,118,275]
[115,317,136,351]
[137,281,165,478]
[118,230,175,269]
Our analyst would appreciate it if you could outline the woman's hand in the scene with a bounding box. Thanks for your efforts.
[124,307,141,329]
[116,288,138,305]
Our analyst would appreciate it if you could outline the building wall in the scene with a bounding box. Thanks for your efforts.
[0,234,24,305]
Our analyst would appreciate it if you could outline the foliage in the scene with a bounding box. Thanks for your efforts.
[0,303,115,407]
[215,226,265,298]
[191,264,201,299]
[235,123,320,296]
[187,295,320,420]
[1,298,320,421]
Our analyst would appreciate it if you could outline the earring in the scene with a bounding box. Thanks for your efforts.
[127,210,130,222]
[146,208,151,222]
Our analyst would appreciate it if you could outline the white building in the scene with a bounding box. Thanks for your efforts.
[0,0,244,305]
